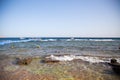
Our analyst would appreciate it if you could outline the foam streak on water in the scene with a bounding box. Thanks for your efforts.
[46,55,120,63]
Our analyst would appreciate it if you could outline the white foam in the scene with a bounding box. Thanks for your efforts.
[89,39,114,41]
[46,55,107,63]
[46,55,75,61]
[75,56,104,63]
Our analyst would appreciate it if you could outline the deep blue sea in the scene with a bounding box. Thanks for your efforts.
[0,37,120,56]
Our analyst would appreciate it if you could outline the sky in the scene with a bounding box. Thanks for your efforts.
[0,0,120,37]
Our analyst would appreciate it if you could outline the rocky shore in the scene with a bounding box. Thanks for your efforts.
[0,54,120,80]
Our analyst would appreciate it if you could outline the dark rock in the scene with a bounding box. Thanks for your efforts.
[16,57,32,65]
[43,58,60,63]
[108,59,120,74]
[111,59,117,63]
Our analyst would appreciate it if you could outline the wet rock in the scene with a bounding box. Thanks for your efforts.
[15,57,32,65]
[43,58,60,63]
[108,59,120,74]
[119,47,120,50]
[36,45,40,48]
[43,54,76,63]
[42,56,59,63]
[111,59,117,63]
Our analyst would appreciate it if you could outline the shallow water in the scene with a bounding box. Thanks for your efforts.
[1,55,120,80]
[0,37,120,80]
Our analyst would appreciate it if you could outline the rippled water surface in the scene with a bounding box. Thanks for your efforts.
[0,37,120,80]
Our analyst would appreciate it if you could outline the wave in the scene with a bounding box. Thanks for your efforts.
[64,38,115,41]
[0,39,57,45]
[46,54,120,63]
[0,40,31,45]
[0,38,119,45]
[88,39,114,41]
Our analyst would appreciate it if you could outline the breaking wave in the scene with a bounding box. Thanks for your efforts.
[46,54,120,63]
[0,37,119,45]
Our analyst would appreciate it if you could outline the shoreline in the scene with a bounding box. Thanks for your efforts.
[0,54,120,80]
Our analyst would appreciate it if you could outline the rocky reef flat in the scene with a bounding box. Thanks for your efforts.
[0,54,120,80]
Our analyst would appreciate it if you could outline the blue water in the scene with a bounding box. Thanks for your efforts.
[0,37,120,56]
[0,37,120,80]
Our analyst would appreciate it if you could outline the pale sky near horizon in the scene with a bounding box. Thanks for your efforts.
[0,0,120,37]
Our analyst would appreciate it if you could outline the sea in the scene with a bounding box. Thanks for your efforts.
[0,37,120,80]
[0,37,120,56]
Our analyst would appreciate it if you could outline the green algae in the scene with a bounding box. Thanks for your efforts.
[4,65,19,71]
[19,58,75,79]
[59,77,74,80]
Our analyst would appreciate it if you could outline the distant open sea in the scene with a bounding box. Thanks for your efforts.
[0,37,120,56]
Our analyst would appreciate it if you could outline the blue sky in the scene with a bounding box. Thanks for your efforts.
[0,0,120,37]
